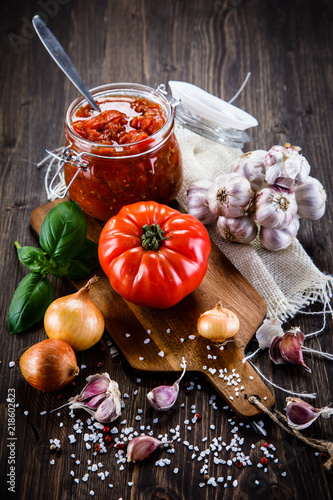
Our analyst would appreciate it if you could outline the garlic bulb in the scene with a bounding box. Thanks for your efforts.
[197,302,239,342]
[186,180,218,224]
[216,215,257,244]
[264,144,310,189]
[207,173,254,218]
[294,176,327,220]
[231,150,267,192]
[255,186,298,229]
[260,216,300,251]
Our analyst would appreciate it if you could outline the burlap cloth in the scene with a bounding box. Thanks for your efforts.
[175,125,333,321]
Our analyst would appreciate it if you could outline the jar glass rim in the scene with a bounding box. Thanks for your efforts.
[65,82,174,152]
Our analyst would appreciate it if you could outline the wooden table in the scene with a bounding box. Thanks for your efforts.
[1,1,332,499]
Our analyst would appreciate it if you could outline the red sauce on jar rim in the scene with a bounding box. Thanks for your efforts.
[72,96,166,145]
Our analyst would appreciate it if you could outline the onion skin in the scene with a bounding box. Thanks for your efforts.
[197,302,239,342]
[44,278,105,352]
[19,339,79,391]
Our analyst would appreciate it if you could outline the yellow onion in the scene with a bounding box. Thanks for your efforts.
[44,276,105,351]
[19,339,79,391]
[197,302,239,342]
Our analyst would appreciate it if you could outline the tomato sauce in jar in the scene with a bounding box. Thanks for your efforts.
[64,83,183,220]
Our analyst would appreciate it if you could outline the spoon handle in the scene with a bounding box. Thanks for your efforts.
[32,15,100,112]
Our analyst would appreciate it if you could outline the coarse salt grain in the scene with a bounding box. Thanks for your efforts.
[180,338,185,343]
[9,361,15,368]
[144,338,150,344]
[50,459,55,465]
[188,335,196,340]
[158,351,164,357]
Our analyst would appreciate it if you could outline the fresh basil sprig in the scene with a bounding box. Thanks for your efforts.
[8,201,99,334]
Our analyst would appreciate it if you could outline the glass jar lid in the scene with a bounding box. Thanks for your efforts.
[157,81,258,149]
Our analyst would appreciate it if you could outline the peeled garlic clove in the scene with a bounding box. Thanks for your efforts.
[255,186,298,229]
[279,332,311,372]
[186,180,218,225]
[260,216,300,251]
[269,335,286,365]
[294,176,327,220]
[256,318,284,349]
[147,358,186,411]
[207,173,254,218]
[216,214,258,244]
[264,144,310,189]
[285,397,321,430]
[197,302,239,342]
[231,150,267,192]
[127,435,163,462]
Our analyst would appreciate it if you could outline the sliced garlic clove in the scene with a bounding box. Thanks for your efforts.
[126,435,163,462]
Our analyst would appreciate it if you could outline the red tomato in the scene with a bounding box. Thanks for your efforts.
[98,201,211,308]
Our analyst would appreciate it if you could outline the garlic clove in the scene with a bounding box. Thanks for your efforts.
[84,392,107,410]
[231,150,267,192]
[127,435,163,462]
[285,397,321,430]
[279,332,311,372]
[294,176,327,220]
[93,391,122,423]
[186,179,218,225]
[76,373,112,402]
[147,383,179,411]
[216,215,258,244]
[255,186,298,229]
[147,358,186,411]
[207,173,255,218]
[260,215,300,251]
[264,144,310,189]
[256,318,284,349]
[269,335,286,365]
[287,326,305,346]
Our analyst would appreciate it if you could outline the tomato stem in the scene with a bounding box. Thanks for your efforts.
[141,224,170,250]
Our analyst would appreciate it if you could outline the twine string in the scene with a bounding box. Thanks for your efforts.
[248,396,333,470]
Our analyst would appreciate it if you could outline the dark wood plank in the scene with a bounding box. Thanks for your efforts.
[1,0,332,499]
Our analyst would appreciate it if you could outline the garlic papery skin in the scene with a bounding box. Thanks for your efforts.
[127,435,163,462]
[264,144,310,189]
[255,186,298,229]
[260,215,300,251]
[231,150,267,192]
[294,176,327,220]
[207,173,254,218]
[197,302,239,342]
[68,373,122,423]
[147,358,186,411]
[285,397,321,430]
[216,215,257,244]
[256,318,284,349]
[186,179,218,225]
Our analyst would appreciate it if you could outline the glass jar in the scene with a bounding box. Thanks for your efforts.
[64,83,183,220]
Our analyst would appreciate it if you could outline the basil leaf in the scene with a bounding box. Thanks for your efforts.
[8,273,54,334]
[39,202,87,261]
[67,238,99,280]
[16,246,51,275]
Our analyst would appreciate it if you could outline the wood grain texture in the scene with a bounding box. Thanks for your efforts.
[0,0,332,499]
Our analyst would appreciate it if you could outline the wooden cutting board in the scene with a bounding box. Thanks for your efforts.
[31,200,274,419]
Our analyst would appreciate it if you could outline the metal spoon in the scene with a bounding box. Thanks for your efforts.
[32,15,100,112]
